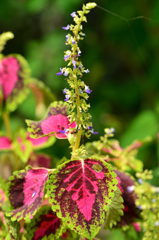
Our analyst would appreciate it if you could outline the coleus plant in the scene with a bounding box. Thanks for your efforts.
[0,2,159,240]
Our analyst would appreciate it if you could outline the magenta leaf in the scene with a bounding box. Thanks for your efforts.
[27,153,52,169]
[6,166,48,221]
[114,170,140,227]
[0,54,31,112]
[25,206,67,240]
[47,158,117,239]
[0,135,12,150]
[27,134,56,150]
[26,101,76,139]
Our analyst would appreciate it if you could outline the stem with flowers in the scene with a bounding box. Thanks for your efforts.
[56,3,98,159]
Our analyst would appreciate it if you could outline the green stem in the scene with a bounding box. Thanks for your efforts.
[71,71,82,159]
[71,11,85,159]
[2,112,13,139]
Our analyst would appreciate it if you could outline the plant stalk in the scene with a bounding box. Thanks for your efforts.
[2,112,13,139]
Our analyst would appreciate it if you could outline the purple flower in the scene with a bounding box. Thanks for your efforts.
[62,25,70,30]
[84,69,90,73]
[138,179,143,184]
[72,59,76,69]
[63,54,70,61]
[66,34,69,41]
[56,68,63,75]
[64,70,69,76]
[63,88,67,94]
[59,128,69,134]
[107,127,115,135]
[78,63,83,71]
[72,38,76,44]
[85,85,92,94]
[64,94,70,101]
[78,50,81,56]
[127,185,135,192]
[88,126,98,134]
[92,130,99,134]
[70,12,77,18]
[137,205,142,210]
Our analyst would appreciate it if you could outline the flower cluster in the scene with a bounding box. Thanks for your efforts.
[56,3,97,138]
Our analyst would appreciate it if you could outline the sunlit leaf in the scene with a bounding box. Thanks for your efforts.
[47,158,117,239]
[0,54,31,112]
[104,187,124,229]
[26,101,76,139]
[6,166,48,221]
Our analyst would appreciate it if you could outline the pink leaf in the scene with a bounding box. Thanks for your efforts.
[27,135,49,148]
[26,101,76,139]
[7,166,48,221]
[0,57,19,99]
[27,153,51,169]
[0,136,12,150]
[47,158,117,239]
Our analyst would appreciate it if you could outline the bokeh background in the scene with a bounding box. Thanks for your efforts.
[1,0,159,180]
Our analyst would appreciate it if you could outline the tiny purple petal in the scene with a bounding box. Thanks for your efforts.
[66,34,69,41]
[56,72,62,75]
[92,131,99,135]
[63,88,67,94]
[127,185,135,192]
[138,179,143,184]
[70,12,77,18]
[84,69,90,73]
[62,25,70,30]
[89,127,98,134]
[64,94,70,101]
[59,128,69,134]
[56,68,63,75]
[78,50,81,56]
[72,39,76,44]
[64,70,69,76]
[137,205,142,210]
[85,85,92,94]
[72,60,76,69]
[63,55,70,61]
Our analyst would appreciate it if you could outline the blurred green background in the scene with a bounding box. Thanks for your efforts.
[0,0,159,175]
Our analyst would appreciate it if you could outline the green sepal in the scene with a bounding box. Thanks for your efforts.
[104,187,124,229]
